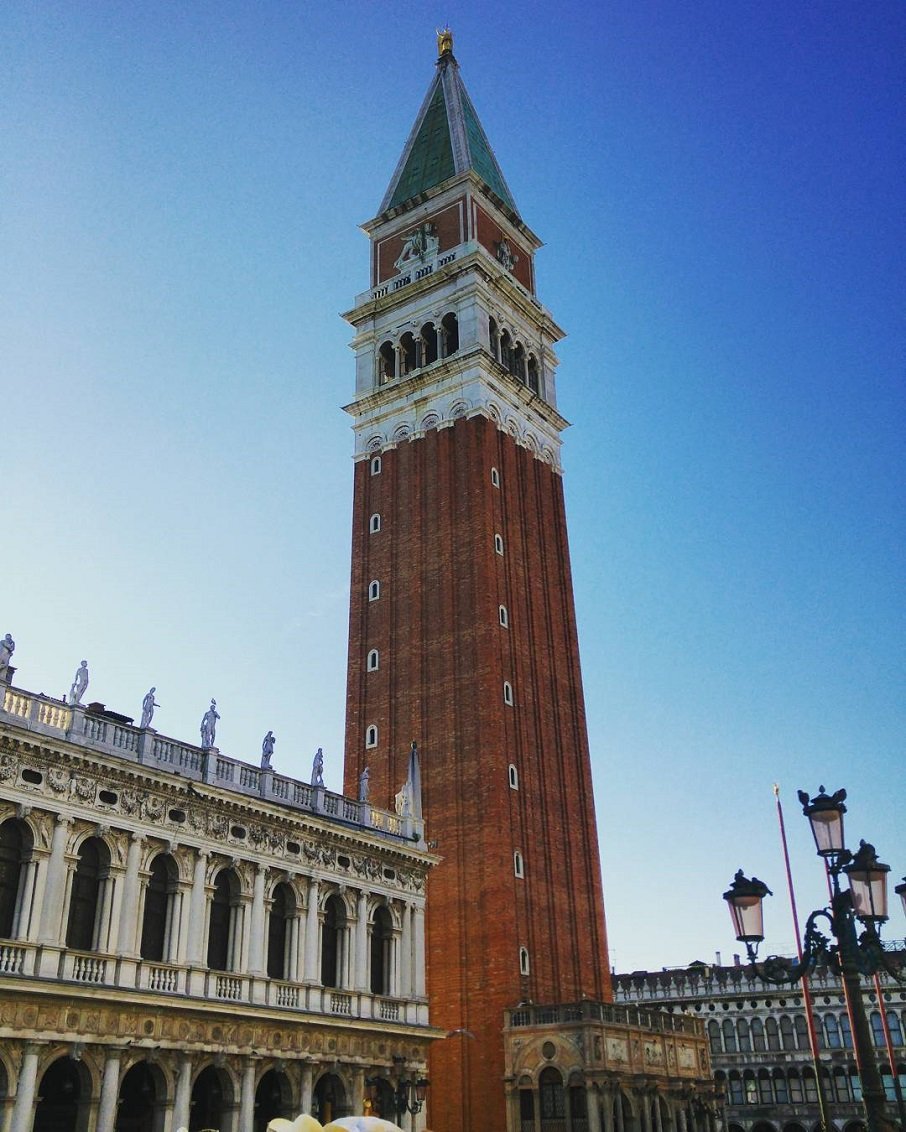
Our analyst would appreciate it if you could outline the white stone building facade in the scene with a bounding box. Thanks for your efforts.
[0,680,438,1132]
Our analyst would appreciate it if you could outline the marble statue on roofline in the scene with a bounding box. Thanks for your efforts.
[260,729,275,769]
[69,660,89,705]
[200,699,219,748]
[140,687,159,728]
[311,747,324,787]
[0,633,14,678]
[358,766,370,803]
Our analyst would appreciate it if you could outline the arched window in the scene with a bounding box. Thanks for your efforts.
[794,1014,810,1049]
[0,819,31,939]
[728,1073,744,1106]
[803,1068,818,1104]
[368,579,380,601]
[441,312,459,357]
[742,1070,757,1104]
[737,1017,751,1051]
[513,342,527,382]
[519,947,530,975]
[766,1016,780,1050]
[367,649,380,672]
[370,455,382,475]
[787,1070,803,1104]
[751,1017,766,1051]
[772,1069,788,1104]
[503,681,514,706]
[141,853,178,962]
[757,1070,772,1105]
[885,1011,903,1046]
[514,851,524,878]
[508,764,519,789]
[494,533,504,555]
[825,1014,841,1048]
[833,1067,852,1102]
[723,1018,737,1053]
[399,331,417,374]
[378,341,396,385]
[491,466,500,487]
[870,1011,886,1047]
[500,330,514,373]
[780,1015,795,1050]
[539,1067,564,1128]
[66,836,110,951]
[369,513,381,534]
[499,605,509,627]
[370,904,393,995]
[267,882,294,980]
[840,1012,853,1048]
[708,1020,721,1054]
[365,725,378,748]
[321,894,347,988]
[35,1058,82,1130]
[420,322,438,366]
[207,868,240,972]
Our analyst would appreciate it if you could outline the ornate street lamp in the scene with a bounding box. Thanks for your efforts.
[367,1061,429,1131]
[723,786,903,1132]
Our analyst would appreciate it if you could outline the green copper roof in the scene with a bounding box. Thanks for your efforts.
[380,54,518,215]
[388,84,456,209]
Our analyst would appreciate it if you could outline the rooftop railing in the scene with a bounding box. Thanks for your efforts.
[0,684,422,846]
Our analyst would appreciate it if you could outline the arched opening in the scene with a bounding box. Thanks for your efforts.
[527,354,540,394]
[500,330,513,372]
[570,1078,588,1128]
[254,1068,292,1132]
[751,1124,777,1132]
[614,1091,635,1132]
[400,332,417,374]
[313,1073,348,1125]
[513,342,526,381]
[116,1060,164,1132]
[321,894,347,988]
[207,867,240,972]
[743,1070,757,1104]
[370,903,393,994]
[728,1072,744,1106]
[766,1016,780,1050]
[782,1122,806,1132]
[757,1070,773,1105]
[539,1067,565,1131]
[441,312,459,357]
[772,1068,789,1104]
[489,317,500,361]
[267,882,295,980]
[66,836,110,951]
[737,1017,751,1051]
[35,1057,86,1132]
[141,853,178,962]
[751,1016,766,1051]
[722,1018,737,1053]
[707,1020,721,1054]
[369,1078,397,1122]
[368,579,380,601]
[787,1070,803,1104]
[420,322,438,365]
[367,649,380,672]
[190,1065,232,1132]
[378,341,396,385]
[0,818,31,938]
[832,1066,852,1103]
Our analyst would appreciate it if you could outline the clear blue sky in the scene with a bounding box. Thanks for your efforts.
[3,2,904,972]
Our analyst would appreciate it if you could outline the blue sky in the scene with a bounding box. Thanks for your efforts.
[3,2,904,972]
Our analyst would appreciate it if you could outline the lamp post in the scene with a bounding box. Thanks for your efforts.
[366,1063,429,1132]
[723,786,903,1132]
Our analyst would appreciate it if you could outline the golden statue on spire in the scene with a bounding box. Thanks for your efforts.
[436,26,453,57]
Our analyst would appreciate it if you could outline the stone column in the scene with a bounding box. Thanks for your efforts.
[38,815,71,943]
[300,1064,314,1115]
[117,834,145,957]
[172,1053,193,1131]
[654,1096,664,1132]
[399,903,412,997]
[350,1068,365,1117]
[303,880,320,982]
[614,1091,625,1132]
[677,1107,687,1132]
[248,865,268,975]
[412,905,426,996]
[601,1089,615,1132]
[239,1059,257,1131]
[355,890,369,992]
[185,850,209,965]
[587,1085,602,1132]
[9,1044,39,1132]
[96,1048,123,1132]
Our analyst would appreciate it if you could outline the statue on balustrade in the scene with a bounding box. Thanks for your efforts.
[140,686,159,728]
[0,633,14,678]
[200,698,220,748]
[311,746,325,787]
[260,729,276,769]
[69,659,89,704]
[358,766,370,803]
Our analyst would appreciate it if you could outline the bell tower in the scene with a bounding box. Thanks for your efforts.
[343,31,611,1132]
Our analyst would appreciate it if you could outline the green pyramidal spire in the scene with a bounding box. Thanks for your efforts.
[379,31,518,216]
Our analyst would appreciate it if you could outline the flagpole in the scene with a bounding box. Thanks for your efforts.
[773,783,832,1132]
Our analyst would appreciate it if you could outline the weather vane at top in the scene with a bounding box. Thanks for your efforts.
[436,26,453,57]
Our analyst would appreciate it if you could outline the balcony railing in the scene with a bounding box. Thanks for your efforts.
[507,1000,704,1037]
